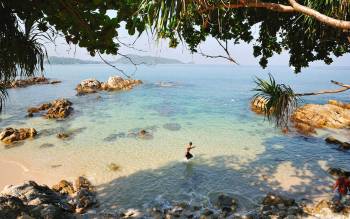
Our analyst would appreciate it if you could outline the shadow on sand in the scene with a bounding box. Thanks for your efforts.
[95,133,350,213]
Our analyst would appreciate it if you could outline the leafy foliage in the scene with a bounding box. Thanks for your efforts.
[253,74,299,128]
[0,0,350,113]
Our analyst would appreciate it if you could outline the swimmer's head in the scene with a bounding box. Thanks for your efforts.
[189,142,192,146]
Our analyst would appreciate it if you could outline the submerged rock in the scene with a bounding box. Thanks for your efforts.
[57,132,70,140]
[107,163,120,172]
[39,143,55,148]
[163,123,181,131]
[215,194,237,212]
[0,127,37,144]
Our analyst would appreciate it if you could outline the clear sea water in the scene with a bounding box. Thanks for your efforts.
[0,64,349,212]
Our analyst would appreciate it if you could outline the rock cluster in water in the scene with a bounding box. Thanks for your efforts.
[1,77,61,89]
[27,98,73,119]
[0,177,97,218]
[76,76,142,95]
[0,127,37,144]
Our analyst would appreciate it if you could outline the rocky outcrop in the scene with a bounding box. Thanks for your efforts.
[0,127,37,144]
[251,98,350,135]
[76,76,142,95]
[1,77,61,89]
[325,136,350,150]
[0,177,97,218]
[27,99,73,119]
[291,100,350,135]
[251,96,269,114]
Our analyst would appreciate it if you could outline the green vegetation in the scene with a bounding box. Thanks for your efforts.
[0,0,350,112]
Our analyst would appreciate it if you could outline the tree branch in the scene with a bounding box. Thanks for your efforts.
[198,0,350,30]
[295,80,350,96]
[288,0,350,30]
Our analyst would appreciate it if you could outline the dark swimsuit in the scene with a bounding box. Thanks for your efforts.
[186,152,193,159]
[185,148,193,159]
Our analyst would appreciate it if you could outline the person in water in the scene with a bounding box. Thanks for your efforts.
[185,142,195,160]
[333,174,350,205]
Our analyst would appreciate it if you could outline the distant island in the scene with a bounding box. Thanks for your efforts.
[111,54,184,65]
[46,56,102,64]
[46,55,185,65]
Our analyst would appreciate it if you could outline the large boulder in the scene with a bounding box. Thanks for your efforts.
[291,102,350,134]
[75,79,101,95]
[0,127,37,144]
[107,76,142,90]
[45,99,73,119]
[75,76,142,95]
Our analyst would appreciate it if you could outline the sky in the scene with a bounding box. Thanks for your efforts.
[46,24,350,67]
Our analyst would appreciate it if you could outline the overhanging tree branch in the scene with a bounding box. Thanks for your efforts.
[198,0,350,30]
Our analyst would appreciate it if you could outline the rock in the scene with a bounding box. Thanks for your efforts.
[75,79,101,95]
[39,143,55,148]
[0,127,37,144]
[312,199,331,214]
[291,102,350,134]
[27,107,40,114]
[327,167,350,177]
[0,195,28,219]
[262,193,295,207]
[56,133,69,139]
[38,103,52,111]
[328,99,350,109]
[325,136,350,150]
[2,77,52,89]
[202,208,214,216]
[1,181,74,214]
[163,123,182,131]
[52,180,75,195]
[80,78,101,89]
[28,99,73,120]
[107,163,120,172]
[215,194,237,212]
[293,122,316,135]
[100,82,109,90]
[107,76,142,91]
[76,76,142,95]
[45,99,73,119]
[75,188,97,213]
[50,80,61,84]
[75,176,94,192]
[250,96,269,114]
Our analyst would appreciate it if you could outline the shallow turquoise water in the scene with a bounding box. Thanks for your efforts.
[0,64,350,211]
